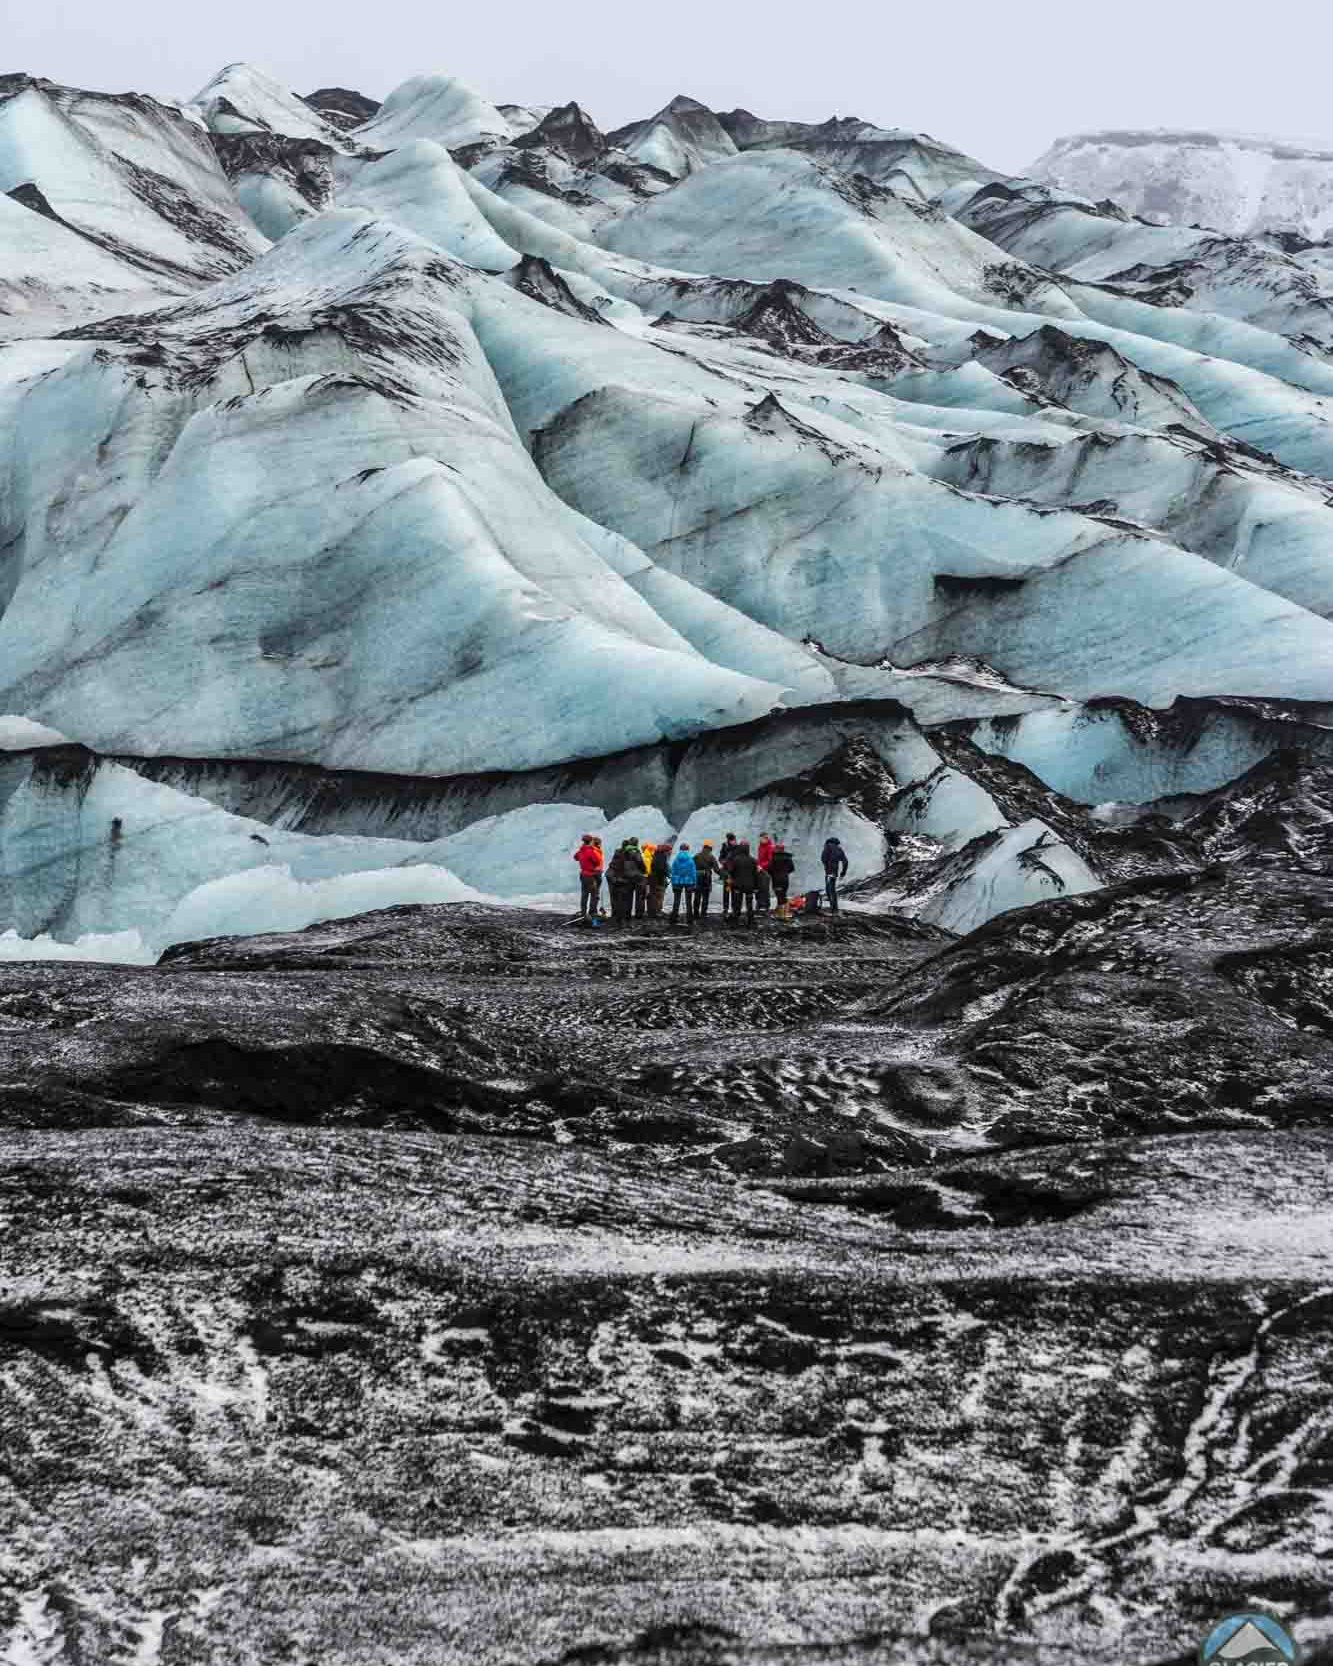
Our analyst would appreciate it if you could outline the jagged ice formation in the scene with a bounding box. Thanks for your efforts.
[3,64,1333,947]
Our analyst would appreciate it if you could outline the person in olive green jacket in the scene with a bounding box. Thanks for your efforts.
[622,837,648,918]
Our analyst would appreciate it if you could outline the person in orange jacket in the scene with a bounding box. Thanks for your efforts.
[573,833,604,919]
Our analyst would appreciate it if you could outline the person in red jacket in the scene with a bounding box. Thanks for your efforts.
[573,833,604,919]
[755,831,775,913]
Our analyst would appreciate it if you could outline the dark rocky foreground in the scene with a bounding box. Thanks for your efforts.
[3,768,1333,1663]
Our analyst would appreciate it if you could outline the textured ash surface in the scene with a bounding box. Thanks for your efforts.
[3,766,1332,1664]
[6,57,1333,1666]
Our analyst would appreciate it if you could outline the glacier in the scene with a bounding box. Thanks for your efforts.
[1032,127,1333,240]
[1,61,1333,948]
[4,56,1333,1666]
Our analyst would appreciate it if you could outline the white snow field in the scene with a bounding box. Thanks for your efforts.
[0,714,67,749]
[1032,128,1333,240]
[4,62,1333,951]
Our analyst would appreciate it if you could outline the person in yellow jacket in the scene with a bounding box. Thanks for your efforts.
[641,840,656,878]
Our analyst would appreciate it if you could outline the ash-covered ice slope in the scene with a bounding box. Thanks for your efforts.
[1033,127,1333,239]
[3,61,1333,944]
[6,66,1333,1666]
[0,72,267,324]
[0,214,784,775]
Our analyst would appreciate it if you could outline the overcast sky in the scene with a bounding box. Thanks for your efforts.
[9,0,1331,172]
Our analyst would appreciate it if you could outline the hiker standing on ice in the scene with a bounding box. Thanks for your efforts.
[622,837,649,918]
[769,842,796,916]
[727,840,760,927]
[605,842,630,922]
[821,836,849,914]
[693,841,721,919]
[648,838,674,918]
[719,832,740,919]
[591,837,606,915]
[755,831,775,914]
[668,843,697,925]
[573,834,604,919]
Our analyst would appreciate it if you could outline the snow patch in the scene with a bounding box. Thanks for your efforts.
[0,715,68,750]
[0,927,153,963]
[159,863,488,950]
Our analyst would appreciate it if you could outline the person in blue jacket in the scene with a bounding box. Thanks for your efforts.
[669,842,698,925]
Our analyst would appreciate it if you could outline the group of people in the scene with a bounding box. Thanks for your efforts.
[572,830,850,926]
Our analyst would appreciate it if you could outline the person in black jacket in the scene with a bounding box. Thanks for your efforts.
[768,842,796,915]
[719,832,740,918]
[727,840,760,926]
[821,836,849,914]
[648,838,674,918]
[693,842,721,918]
[605,844,630,922]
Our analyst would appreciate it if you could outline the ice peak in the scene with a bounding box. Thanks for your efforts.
[353,72,511,152]
[513,101,606,165]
